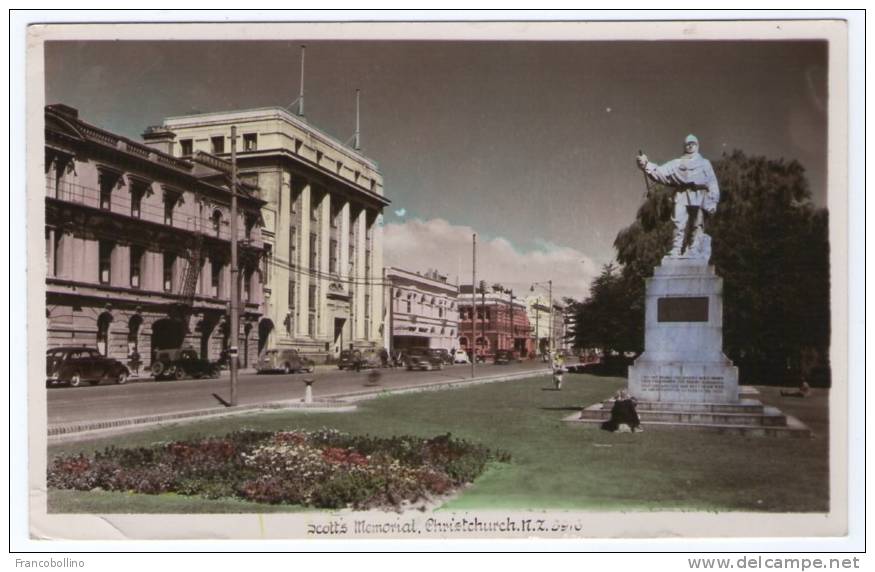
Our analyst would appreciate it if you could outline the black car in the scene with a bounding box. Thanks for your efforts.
[405,348,444,371]
[46,347,130,387]
[338,349,381,371]
[151,348,221,380]
[429,348,454,365]
[494,349,517,365]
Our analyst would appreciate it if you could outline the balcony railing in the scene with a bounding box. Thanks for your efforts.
[46,178,260,245]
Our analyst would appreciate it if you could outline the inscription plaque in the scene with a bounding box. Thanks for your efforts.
[657,296,709,322]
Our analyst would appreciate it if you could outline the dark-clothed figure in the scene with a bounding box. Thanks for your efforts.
[601,390,643,432]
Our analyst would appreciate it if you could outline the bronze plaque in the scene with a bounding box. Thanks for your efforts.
[657,297,709,322]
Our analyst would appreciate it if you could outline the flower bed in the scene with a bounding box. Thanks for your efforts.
[47,429,510,510]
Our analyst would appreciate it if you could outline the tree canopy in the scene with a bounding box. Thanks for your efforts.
[571,150,830,385]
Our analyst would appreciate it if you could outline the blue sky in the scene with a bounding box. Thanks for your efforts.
[45,39,828,299]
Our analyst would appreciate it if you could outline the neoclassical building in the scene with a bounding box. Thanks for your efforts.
[44,104,266,372]
[386,267,460,353]
[163,107,388,362]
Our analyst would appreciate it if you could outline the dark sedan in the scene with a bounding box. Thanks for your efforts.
[405,348,444,371]
[151,348,221,380]
[46,347,130,387]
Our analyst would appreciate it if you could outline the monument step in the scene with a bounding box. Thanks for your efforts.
[598,399,764,414]
[579,407,785,427]
[566,412,812,439]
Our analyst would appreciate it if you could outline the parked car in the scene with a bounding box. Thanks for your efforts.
[151,348,220,380]
[405,348,444,371]
[46,347,131,387]
[338,349,381,371]
[494,349,518,365]
[453,350,471,364]
[429,348,454,365]
[256,349,315,374]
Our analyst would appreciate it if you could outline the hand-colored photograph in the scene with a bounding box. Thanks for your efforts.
[26,19,849,542]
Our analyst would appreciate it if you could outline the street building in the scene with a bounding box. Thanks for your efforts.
[458,284,533,359]
[525,294,568,355]
[385,267,459,354]
[44,104,266,373]
[162,107,389,363]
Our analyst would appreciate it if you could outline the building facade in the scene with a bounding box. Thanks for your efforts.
[386,268,459,353]
[44,104,266,372]
[163,107,388,362]
[457,284,533,358]
[525,295,567,355]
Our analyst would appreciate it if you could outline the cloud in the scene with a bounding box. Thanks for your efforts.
[383,218,600,301]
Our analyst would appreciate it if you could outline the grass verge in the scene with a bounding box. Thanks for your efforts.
[48,374,829,513]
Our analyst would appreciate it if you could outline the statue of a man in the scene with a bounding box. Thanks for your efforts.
[636,134,720,259]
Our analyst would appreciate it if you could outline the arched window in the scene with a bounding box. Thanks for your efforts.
[96,312,113,356]
[212,209,223,237]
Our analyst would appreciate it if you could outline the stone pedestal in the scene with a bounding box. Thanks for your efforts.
[628,257,739,404]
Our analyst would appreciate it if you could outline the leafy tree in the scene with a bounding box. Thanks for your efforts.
[572,150,830,385]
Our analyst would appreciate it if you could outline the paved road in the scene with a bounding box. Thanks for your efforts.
[47,361,549,426]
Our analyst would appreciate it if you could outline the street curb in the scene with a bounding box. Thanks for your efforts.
[47,368,551,442]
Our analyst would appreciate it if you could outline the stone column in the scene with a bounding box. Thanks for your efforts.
[55,230,74,280]
[77,237,98,283]
[110,244,130,287]
[318,193,331,338]
[200,256,212,297]
[354,210,367,340]
[339,201,350,283]
[220,261,231,300]
[275,172,292,341]
[297,181,311,336]
[371,213,384,342]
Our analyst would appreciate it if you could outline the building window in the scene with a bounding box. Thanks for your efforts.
[311,202,319,222]
[243,133,257,151]
[263,244,273,281]
[211,259,222,297]
[163,253,176,292]
[406,300,411,313]
[288,279,296,309]
[308,284,316,308]
[131,186,144,218]
[308,314,316,337]
[210,136,225,154]
[329,239,338,274]
[179,139,193,157]
[309,233,317,271]
[98,240,113,284]
[130,246,143,288]
[99,176,113,210]
[364,294,371,319]
[163,193,177,226]
[243,268,251,302]
[212,209,223,238]
[289,226,296,266]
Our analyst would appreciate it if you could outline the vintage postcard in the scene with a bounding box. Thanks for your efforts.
[23,18,853,546]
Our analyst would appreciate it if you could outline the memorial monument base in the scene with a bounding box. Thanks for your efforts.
[628,256,739,404]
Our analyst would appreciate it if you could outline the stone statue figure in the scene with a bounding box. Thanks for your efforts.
[636,134,720,259]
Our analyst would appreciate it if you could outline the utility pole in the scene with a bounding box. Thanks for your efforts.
[229,126,240,406]
[298,45,306,117]
[548,279,554,354]
[480,281,486,356]
[471,234,476,378]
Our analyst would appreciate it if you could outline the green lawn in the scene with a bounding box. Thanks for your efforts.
[47,375,829,513]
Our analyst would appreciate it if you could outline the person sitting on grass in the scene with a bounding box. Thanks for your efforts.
[780,381,811,398]
[601,389,643,433]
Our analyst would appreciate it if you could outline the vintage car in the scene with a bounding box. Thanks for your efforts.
[404,348,444,371]
[151,348,221,380]
[493,349,518,365]
[338,349,382,371]
[256,349,315,374]
[46,347,131,387]
[429,348,454,365]
[453,350,471,364]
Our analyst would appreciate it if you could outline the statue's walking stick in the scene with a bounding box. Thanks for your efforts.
[639,150,652,199]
